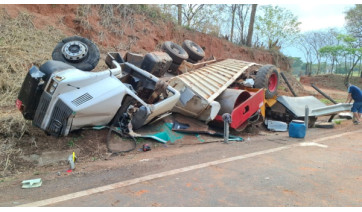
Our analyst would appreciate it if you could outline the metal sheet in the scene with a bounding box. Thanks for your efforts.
[278,96,353,117]
[170,59,255,104]
[277,96,326,117]
[169,59,256,121]
[216,89,250,115]
[171,114,216,134]
[311,103,352,116]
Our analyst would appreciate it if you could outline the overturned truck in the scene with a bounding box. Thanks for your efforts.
[15,36,282,136]
[17,36,349,139]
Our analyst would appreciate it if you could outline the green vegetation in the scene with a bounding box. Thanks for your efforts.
[334,120,342,125]
[255,5,301,50]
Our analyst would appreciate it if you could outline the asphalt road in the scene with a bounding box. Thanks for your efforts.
[4,126,360,207]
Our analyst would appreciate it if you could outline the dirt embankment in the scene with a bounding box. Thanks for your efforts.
[300,75,362,91]
[1,4,291,71]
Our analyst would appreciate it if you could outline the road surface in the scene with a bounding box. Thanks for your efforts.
[0,124,361,206]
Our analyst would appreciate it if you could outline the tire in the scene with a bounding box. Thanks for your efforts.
[315,122,334,129]
[187,58,198,64]
[308,116,317,128]
[182,40,205,61]
[297,117,317,128]
[254,65,279,99]
[52,36,100,72]
[161,41,188,64]
[167,62,180,75]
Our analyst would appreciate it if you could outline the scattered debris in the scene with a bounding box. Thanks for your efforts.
[67,152,77,171]
[21,178,42,189]
[171,114,216,135]
[142,144,151,152]
[315,122,335,129]
[265,119,288,132]
[137,132,170,144]
[338,112,353,120]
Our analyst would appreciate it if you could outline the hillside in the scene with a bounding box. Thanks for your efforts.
[0,4,296,177]
[1,5,291,69]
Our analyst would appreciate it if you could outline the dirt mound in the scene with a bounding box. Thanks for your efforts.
[300,74,362,91]
[278,71,306,96]
[299,74,362,104]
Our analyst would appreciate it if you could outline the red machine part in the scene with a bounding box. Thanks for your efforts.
[16,99,23,111]
[268,72,278,92]
[214,89,264,129]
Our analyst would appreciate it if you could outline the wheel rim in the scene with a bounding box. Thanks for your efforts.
[171,46,181,54]
[61,41,88,61]
[268,72,278,92]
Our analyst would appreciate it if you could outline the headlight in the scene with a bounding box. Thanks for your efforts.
[52,81,58,88]
[47,78,58,94]
[49,86,56,94]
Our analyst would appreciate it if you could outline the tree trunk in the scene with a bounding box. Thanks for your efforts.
[230,5,237,43]
[344,57,361,86]
[177,4,182,26]
[316,58,321,75]
[359,59,362,78]
[344,56,348,75]
[331,58,335,74]
[246,4,257,47]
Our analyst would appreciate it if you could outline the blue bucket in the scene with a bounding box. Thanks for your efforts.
[289,120,306,138]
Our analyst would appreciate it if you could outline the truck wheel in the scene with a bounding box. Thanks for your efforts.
[308,116,317,128]
[52,36,100,71]
[182,40,205,61]
[187,58,198,64]
[254,65,279,99]
[161,41,188,64]
[167,62,181,74]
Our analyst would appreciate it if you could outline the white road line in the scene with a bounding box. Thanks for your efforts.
[299,142,328,148]
[18,129,362,207]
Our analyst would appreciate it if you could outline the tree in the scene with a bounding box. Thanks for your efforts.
[338,34,362,83]
[319,45,342,74]
[299,31,332,75]
[345,5,362,42]
[246,4,257,47]
[177,4,182,25]
[181,4,224,36]
[182,4,205,28]
[319,34,362,84]
[255,5,301,50]
[236,4,251,45]
[230,4,237,42]
[297,34,314,76]
[289,57,304,76]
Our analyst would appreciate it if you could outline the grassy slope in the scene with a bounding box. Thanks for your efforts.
[0,10,66,176]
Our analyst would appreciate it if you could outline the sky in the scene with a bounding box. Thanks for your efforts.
[280,4,353,32]
[278,4,355,60]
